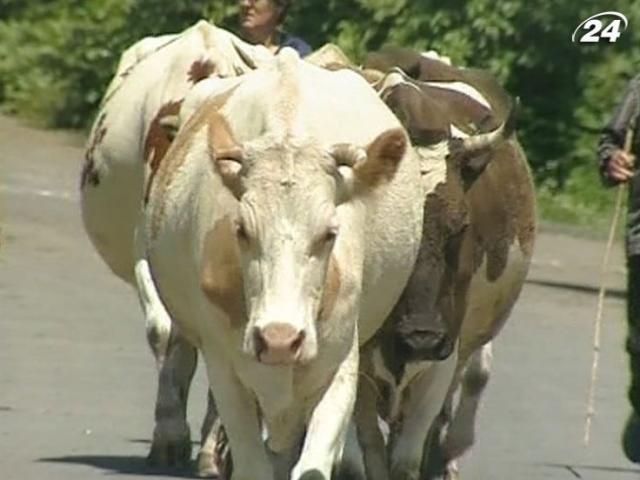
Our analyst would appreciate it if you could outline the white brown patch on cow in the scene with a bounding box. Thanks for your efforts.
[148,94,239,237]
[80,112,108,188]
[188,58,216,84]
[200,215,246,328]
[144,99,184,203]
[380,77,451,145]
[464,141,536,283]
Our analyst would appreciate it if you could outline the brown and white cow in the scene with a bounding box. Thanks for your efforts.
[79,20,271,474]
[344,58,536,480]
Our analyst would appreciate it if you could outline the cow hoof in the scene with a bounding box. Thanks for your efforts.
[196,452,220,478]
[422,440,448,480]
[444,463,460,480]
[390,461,420,480]
[147,424,192,468]
[333,461,366,480]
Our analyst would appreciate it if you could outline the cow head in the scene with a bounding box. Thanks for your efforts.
[391,102,518,362]
[201,109,407,365]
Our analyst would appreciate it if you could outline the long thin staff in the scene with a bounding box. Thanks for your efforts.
[584,127,634,446]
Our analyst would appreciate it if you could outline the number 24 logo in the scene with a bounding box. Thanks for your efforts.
[572,11,628,43]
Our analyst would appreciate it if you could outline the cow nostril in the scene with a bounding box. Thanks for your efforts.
[290,330,306,354]
[253,327,267,358]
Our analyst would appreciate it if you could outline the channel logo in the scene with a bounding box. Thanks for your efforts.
[572,11,628,44]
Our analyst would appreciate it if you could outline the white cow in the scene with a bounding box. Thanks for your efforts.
[79,20,271,474]
[137,49,430,480]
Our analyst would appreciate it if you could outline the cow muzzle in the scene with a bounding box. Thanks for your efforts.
[253,323,306,365]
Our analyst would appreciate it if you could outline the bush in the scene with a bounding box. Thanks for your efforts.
[0,0,131,127]
[0,0,237,128]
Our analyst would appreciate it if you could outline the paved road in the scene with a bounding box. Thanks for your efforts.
[1,115,639,479]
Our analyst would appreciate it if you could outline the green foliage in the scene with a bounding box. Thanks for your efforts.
[0,0,131,126]
[1,0,639,226]
[0,0,237,127]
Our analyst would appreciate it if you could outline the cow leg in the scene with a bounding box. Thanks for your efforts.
[334,421,367,480]
[352,348,389,480]
[262,408,306,480]
[421,399,453,480]
[200,346,274,480]
[196,390,226,478]
[290,324,359,480]
[441,342,493,473]
[148,333,197,467]
[134,257,196,468]
[389,346,457,480]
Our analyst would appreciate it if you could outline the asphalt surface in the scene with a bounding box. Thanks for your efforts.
[1,114,639,479]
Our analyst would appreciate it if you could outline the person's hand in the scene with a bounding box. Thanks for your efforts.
[607,149,636,183]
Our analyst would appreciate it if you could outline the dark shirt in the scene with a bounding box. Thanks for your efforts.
[598,74,640,255]
[277,32,312,57]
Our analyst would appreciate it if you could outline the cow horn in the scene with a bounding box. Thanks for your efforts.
[450,96,519,157]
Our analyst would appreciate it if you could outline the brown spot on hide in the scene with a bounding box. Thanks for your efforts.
[367,46,513,125]
[465,141,536,282]
[386,138,535,366]
[148,88,240,237]
[144,99,183,203]
[81,112,108,188]
[421,84,496,134]
[201,215,245,327]
[188,59,216,84]
[383,84,450,145]
[318,255,341,322]
[416,55,464,82]
[380,78,497,149]
[364,47,424,79]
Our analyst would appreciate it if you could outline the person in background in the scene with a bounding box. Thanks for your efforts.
[238,0,312,57]
[598,74,640,463]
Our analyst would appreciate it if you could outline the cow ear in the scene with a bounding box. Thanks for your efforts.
[361,128,407,187]
[330,128,407,201]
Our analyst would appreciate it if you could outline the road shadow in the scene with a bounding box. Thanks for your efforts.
[39,453,200,479]
[526,278,627,299]
[541,462,640,478]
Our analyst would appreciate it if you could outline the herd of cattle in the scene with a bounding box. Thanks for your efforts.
[79,20,536,480]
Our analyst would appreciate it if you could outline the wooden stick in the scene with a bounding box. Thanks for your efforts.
[584,128,634,446]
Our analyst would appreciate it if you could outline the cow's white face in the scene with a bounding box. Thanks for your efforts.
[206,112,408,366]
[231,139,339,365]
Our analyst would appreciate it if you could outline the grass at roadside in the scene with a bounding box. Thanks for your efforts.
[536,165,628,240]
